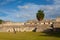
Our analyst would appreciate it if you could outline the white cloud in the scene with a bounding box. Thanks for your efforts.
[0,3,60,22]
[18,5,29,9]
[0,0,16,5]
[0,2,60,22]
[54,0,60,5]
[0,0,60,22]
[17,3,60,19]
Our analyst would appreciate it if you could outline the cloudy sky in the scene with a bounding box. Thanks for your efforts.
[0,0,60,22]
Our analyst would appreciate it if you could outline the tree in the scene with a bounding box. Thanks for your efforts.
[0,19,3,24]
[36,10,44,21]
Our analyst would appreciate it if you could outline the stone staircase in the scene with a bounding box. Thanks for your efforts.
[36,24,51,32]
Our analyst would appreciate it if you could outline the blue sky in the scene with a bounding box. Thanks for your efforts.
[0,0,60,22]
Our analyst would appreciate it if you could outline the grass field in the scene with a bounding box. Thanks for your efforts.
[0,32,60,40]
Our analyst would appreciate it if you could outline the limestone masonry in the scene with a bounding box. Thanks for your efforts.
[0,17,60,32]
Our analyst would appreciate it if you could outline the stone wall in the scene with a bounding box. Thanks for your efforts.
[54,22,60,28]
[0,20,60,32]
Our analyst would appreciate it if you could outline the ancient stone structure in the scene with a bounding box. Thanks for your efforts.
[0,17,60,32]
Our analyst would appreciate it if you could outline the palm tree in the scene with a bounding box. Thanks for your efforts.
[36,10,44,21]
[35,10,44,32]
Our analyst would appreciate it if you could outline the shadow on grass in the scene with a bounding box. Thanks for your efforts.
[40,28,60,38]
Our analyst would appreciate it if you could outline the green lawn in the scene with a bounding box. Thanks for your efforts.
[0,32,60,40]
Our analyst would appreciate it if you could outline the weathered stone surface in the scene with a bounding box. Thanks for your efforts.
[0,17,60,32]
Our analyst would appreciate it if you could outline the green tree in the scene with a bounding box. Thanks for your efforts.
[0,19,3,24]
[36,10,44,21]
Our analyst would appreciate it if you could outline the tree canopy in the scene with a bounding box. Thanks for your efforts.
[0,19,3,24]
[36,10,44,21]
